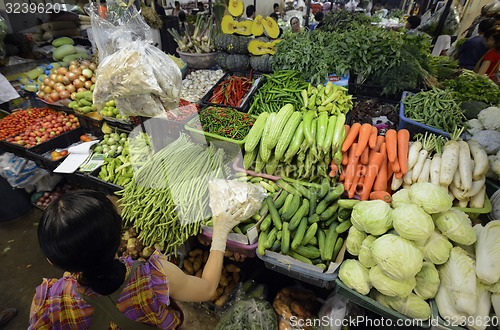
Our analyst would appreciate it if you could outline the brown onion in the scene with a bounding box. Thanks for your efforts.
[89,63,97,71]
[56,74,64,83]
[55,85,65,93]
[69,60,78,67]
[66,72,77,82]
[66,84,76,93]
[70,92,77,100]
[72,68,82,76]
[84,80,93,89]
[42,77,50,85]
[91,76,96,83]
[57,67,68,75]
[59,90,70,100]
[62,77,70,85]
[78,75,86,82]
[77,87,87,93]
[73,79,83,88]
[68,64,77,71]
[50,73,57,81]
[43,86,52,94]
[50,91,60,102]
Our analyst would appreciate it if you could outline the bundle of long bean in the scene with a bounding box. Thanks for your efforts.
[403,88,465,134]
[117,134,230,254]
[249,70,308,115]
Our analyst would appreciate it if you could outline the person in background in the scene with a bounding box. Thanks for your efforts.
[196,2,205,15]
[314,11,324,29]
[290,16,302,33]
[272,2,280,17]
[246,5,256,20]
[458,18,496,70]
[270,12,283,37]
[154,0,166,16]
[171,1,184,17]
[29,190,247,329]
[405,15,421,35]
[475,26,500,82]
[178,10,187,33]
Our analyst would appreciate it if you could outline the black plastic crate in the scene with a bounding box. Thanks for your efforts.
[200,71,263,113]
[348,75,424,102]
[64,170,123,196]
[25,127,86,172]
[101,116,138,132]
[76,113,103,136]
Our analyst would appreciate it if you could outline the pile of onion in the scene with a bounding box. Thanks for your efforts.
[36,59,98,103]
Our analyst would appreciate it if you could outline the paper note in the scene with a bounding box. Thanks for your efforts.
[53,140,99,173]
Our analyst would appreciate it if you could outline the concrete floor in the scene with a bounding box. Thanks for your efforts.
[0,207,219,330]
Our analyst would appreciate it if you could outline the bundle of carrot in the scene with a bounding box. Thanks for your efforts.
[332,123,410,202]
[208,75,253,108]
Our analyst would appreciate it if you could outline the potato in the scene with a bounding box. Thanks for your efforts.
[193,255,202,273]
[211,287,223,301]
[279,319,291,330]
[224,250,233,258]
[141,246,155,258]
[232,271,240,284]
[291,301,308,318]
[219,275,229,287]
[128,227,137,237]
[214,293,230,307]
[122,231,131,241]
[202,251,209,263]
[183,259,194,275]
[195,269,203,278]
[225,264,240,273]
[273,301,293,320]
[189,249,203,257]
[224,283,235,295]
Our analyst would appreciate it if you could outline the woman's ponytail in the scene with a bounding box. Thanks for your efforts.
[80,259,127,296]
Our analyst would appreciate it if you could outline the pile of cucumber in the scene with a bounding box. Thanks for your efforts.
[257,179,355,270]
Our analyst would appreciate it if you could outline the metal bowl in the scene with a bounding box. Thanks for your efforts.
[176,49,218,70]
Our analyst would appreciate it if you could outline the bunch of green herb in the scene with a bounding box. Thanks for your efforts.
[428,56,459,82]
[443,70,500,105]
[320,10,373,32]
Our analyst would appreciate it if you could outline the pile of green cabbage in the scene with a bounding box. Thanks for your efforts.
[338,184,483,321]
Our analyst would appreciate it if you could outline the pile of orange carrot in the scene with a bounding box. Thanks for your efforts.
[330,123,410,202]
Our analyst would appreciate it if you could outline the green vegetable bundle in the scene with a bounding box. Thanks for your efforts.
[249,70,308,115]
[192,106,255,140]
[118,134,230,254]
[443,70,500,105]
[320,10,373,32]
[403,88,464,133]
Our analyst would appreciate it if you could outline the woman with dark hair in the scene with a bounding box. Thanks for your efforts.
[476,26,500,81]
[290,16,302,33]
[29,190,244,329]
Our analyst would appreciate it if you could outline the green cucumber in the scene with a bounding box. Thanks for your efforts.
[281,222,290,254]
[335,220,352,234]
[301,222,318,246]
[337,199,360,209]
[291,217,308,250]
[266,196,282,230]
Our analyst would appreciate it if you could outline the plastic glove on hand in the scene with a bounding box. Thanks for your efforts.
[211,208,246,252]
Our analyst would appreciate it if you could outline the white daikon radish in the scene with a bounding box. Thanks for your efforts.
[404,168,413,185]
[391,172,403,190]
[469,186,486,209]
[458,141,472,193]
[453,168,461,189]
[407,141,422,170]
[459,198,469,208]
[449,182,467,202]
[440,140,460,186]
[468,140,489,180]
[464,176,485,198]
[417,158,432,183]
[412,149,428,182]
[430,155,441,186]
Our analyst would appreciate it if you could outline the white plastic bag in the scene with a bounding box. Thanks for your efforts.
[318,292,349,330]
[0,153,49,191]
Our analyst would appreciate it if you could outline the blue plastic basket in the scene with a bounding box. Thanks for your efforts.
[398,91,452,138]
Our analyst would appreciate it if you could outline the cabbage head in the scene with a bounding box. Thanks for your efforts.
[391,189,412,208]
[346,226,367,256]
[359,235,377,268]
[351,200,393,235]
[433,209,476,246]
[392,204,434,241]
[409,182,452,214]
[415,229,452,265]
[439,247,477,315]
[414,262,440,299]
[374,292,431,320]
[371,234,423,281]
[369,265,416,297]
[474,221,500,285]
[339,259,372,295]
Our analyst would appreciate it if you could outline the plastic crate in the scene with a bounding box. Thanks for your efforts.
[101,116,136,132]
[256,247,344,289]
[0,127,82,159]
[65,170,123,196]
[198,232,258,258]
[35,97,75,114]
[334,278,431,328]
[451,192,492,220]
[25,127,86,172]
[76,113,104,136]
[399,91,452,139]
[200,71,263,113]
[184,115,247,147]
[430,300,466,330]
[351,96,400,131]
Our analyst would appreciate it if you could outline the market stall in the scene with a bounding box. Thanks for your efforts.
[1,0,500,328]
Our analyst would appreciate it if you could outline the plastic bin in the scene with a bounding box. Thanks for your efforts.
[184,115,247,147]
[25,127,85,172]
[398,91,452,138]
[101,116,136,132]
[200,72,263,113]
[451,192,492,220]
[198,231,258,258]
[76,113,103,136]
[334,278,431,328]
[64,170,123,196]
[430,300,465,330]
[256,247,344,289]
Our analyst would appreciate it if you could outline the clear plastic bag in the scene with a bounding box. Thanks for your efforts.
[0,16,7,59]
[0,153,49,191]
[208,179,267,222]
[317,292,349,330]
[214,298,278,330]
[418,4,460,37]
[87,0,182,117]
[93,41,182,117]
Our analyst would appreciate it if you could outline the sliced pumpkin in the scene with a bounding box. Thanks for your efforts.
[221,15,253,36]
[270,39,282,47]
[228,0,244,17]
[251,15,265,36]
[263,17,280,39]
[248,39,277,56]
